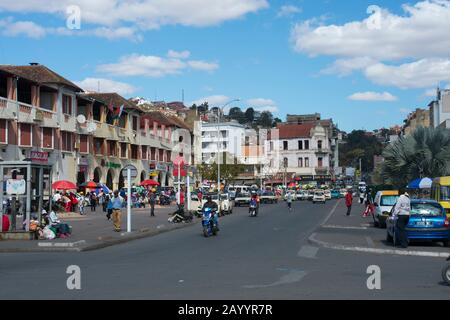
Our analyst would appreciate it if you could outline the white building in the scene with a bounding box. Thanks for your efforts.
[267,123,332,182]
[430,88,450,128]
[199,121,246,164]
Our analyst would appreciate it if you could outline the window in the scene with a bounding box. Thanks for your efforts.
[61,131,73,152]
[298,140,303,150]
[318,157,323,167]
[121,143,127,158]
[132,116,138,131]
[283,141,288,150]
[92,104,102,122]
[79,135,88,153]
[142,146,147,160]
[150,147,156,161]
[304,140,310,150]
[62,95,72,115]
[298,158,303,168]
[94,138,104,155]
[159,149,164,161]
[283,157,288,168]
[0,120,7,144]
[19,123,32,146]
[305,157,309,167]
[131,145,139,159]
[318,140,323,150]
[107,141,117,157]
[119,113,127,129]
[270,141,273,151]
[42,127,53,149]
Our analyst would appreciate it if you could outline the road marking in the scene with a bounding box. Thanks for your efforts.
[322,225,368,230]
[38,240,86,248]
[297,245,319,259]
[244,269,307,289]
[308,233,450,258]
[320,199,341,226]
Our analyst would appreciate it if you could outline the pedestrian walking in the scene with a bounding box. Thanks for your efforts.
[149,189,156,217]
[286,192,293,212]
[111,190,124,232]
[77,192,86,215]
[393,189,411,248]
[105,195,112,220]
[345,189,353,216]
[90,192,97,212]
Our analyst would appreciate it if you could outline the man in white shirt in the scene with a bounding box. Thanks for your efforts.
[53,192,62,203]
[393,188,411,248]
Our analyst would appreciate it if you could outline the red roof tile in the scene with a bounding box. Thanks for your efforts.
[275,123,315,139]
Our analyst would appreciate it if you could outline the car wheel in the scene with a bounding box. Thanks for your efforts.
[386,232,393,243]
[442,262,450,285]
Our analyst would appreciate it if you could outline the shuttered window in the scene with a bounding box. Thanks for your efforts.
[142,146,147,160]
[62,95,72,115]
[61,131,73,152]
[42,127,53,149]
[19,123,32,146]
[121,143,127,158]
[79,135,88,153]
[0,120,7,144]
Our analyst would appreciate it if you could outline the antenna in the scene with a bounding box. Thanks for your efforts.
[98,80,100,92]
[182,89,185,103]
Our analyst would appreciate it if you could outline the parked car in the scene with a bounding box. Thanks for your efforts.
[307,190,315,201]
[373,190,399,228]
[235,192,251,206]
[324,190,332,200]
[313,191,326,204]
[386,199,450,247]
[260,191,278,204]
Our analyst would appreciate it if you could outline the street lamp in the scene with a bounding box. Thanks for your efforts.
[216,99,240,193]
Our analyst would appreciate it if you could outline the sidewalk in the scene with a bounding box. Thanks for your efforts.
[0,205,198,253]
[309,199,450,258]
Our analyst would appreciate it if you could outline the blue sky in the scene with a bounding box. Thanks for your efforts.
[1,0,450,132]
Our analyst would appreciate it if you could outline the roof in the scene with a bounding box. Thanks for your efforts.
[80,92,140,112]
[275,123,315,139]
[141,112,191,131]
[0,64,82,91]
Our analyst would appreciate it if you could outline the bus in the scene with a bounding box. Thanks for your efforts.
[431,177,450,218]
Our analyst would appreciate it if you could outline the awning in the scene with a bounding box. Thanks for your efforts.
[407,178,433,189]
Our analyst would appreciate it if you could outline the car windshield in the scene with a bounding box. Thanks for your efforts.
[236,193,249,198]
[440,186,450,201]
[380,195,399,206]
[220,194,228,200]
[207,194,219,200]
[315,192,324,196]
[263,192,273,196]
[411,203,443,216]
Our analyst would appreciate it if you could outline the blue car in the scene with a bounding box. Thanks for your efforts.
[386,199,450,247]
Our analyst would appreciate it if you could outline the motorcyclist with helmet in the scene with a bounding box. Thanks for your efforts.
[249,191,260,216]
[202,195,219,229]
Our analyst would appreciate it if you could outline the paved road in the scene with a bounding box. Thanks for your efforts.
[1,200,448,299]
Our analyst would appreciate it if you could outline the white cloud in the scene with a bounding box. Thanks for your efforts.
[75,78,138,96]
[364,59,450,89]
[97,53,219,77]
[0,18,46,38]
[246,98,279,112]
[0,0,268,33]
[348,91,398,102]
[187,60,219,72]
[291,0,450,61]
[277,5,302,18]
[167,50,191,59]
[321,57,377,76]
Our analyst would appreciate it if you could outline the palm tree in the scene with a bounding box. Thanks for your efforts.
[382,127,450,187]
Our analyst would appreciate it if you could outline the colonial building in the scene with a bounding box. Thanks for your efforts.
[0,63,191,191]
[429,88,450,129]
[403,108,430,135]
[267,122,333,183]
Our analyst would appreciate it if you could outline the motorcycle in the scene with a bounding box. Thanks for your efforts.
[249,199,258,217]
[202,207,219,237]
[442,256,450,285]
[168,205,193,224]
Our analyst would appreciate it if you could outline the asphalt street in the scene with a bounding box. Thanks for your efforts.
[0,199,449,299]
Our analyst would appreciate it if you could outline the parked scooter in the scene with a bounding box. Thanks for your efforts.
[202,207,219,237]
[249,199,258,217]
[442,256,450,285]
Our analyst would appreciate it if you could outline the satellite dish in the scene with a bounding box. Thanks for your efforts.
[87,122,97,133]
[76,114,86,124]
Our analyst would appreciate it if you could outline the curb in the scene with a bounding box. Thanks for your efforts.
[0,220,198,253]
[308,232,450,259]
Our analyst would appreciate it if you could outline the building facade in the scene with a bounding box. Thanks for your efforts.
[430,88,450,128]
[403,108,430,135]
[0,64,190,191]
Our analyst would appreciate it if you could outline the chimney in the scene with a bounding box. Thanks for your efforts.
[29,62,39,66]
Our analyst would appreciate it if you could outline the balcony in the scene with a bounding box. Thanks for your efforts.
[314,148,331,154]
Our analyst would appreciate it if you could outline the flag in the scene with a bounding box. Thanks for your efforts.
[112,105,124,120]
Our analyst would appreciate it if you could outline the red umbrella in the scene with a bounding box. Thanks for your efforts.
[85,181,100,189]
[52,180,77,190]
[140,179,160,187]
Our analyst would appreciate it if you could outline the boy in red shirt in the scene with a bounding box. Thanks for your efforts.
[345,190,353,216]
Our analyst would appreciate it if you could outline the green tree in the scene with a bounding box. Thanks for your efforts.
[245,108,255,123]
[339,130,382,172]
[228,107,246,124]
[382,126,450,187]
[257,111,273,128]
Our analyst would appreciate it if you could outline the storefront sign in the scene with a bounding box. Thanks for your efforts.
[156,163,168,172]
[106,162,121,169]
[122,165,138,179]
[6,179,26,195]
[30,151,48,164]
